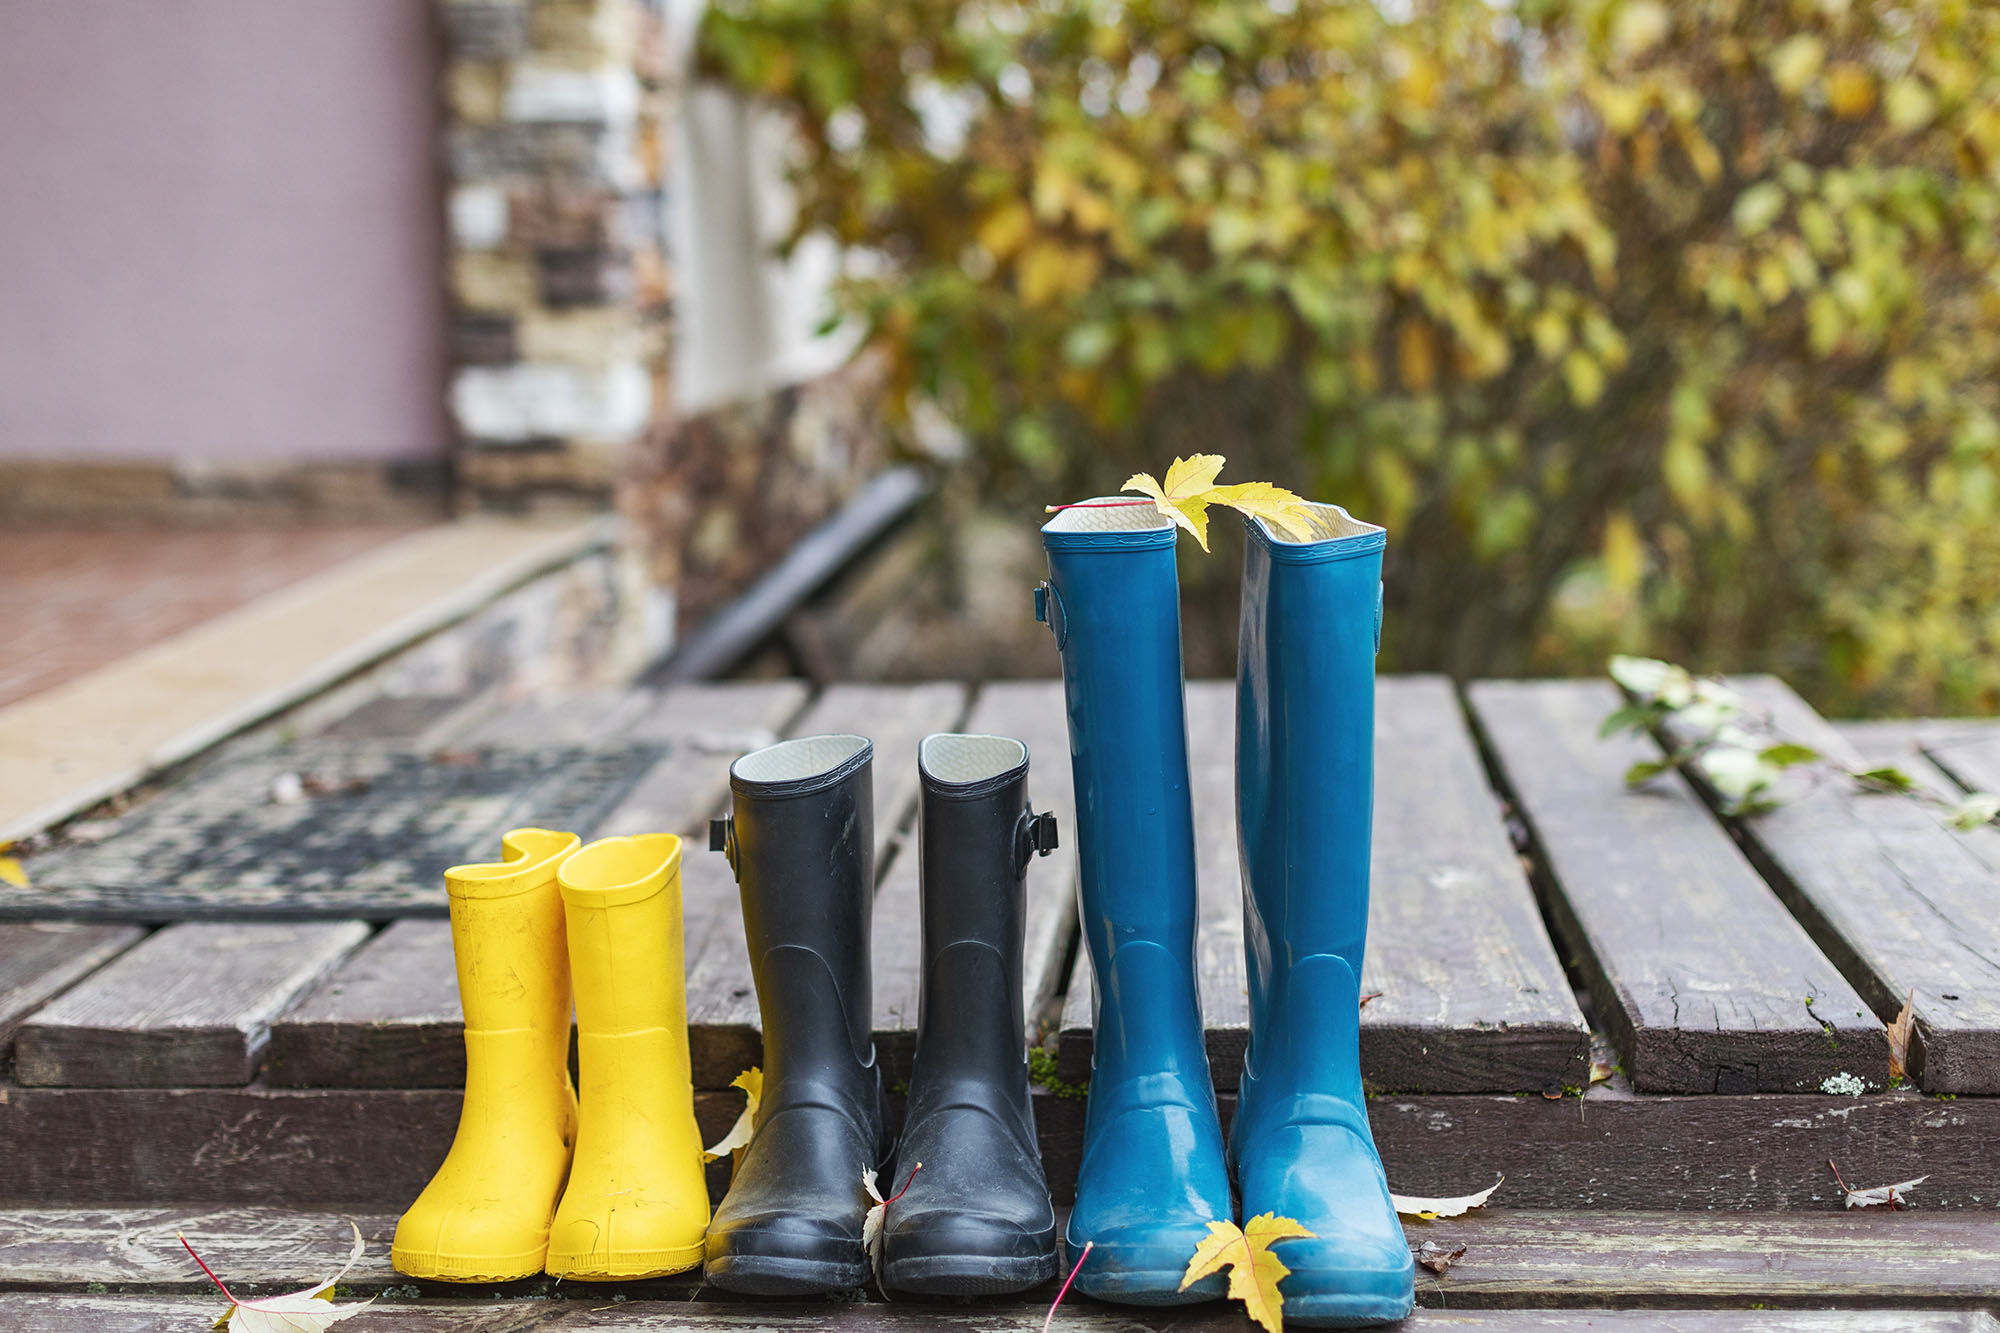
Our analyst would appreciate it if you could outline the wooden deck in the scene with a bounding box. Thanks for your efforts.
[3,673,1999,1328]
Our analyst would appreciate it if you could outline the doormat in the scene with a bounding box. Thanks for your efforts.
[3,740,666,920]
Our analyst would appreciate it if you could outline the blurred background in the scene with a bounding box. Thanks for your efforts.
[4,0,1998,720]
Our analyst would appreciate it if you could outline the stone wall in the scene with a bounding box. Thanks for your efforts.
[438,0,675,512]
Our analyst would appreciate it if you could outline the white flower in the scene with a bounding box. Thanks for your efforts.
[1820,1072,1867,1097]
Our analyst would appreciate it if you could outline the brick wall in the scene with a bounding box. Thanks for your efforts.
[438,0,674,511]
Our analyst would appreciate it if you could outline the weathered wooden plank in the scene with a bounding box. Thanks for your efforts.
[1698,677,2000,1094]
[590,681,810,838]
[685,682,970,1089]
[3,1298,1992,1333]
[1061,679,1591,1094]
[871,681,1081,1083]
[13,922,369,1087]
[9,1206,2000,1314]
[260,682,807,1089]
[264,921,463,1088]
[2,1078,1995,1212]
[0,922,145,1058]
[1910,718,2000,799]
[1468,678,1885,1094]
[1408,1209,2000,1310]
[1363,677,1590,1092]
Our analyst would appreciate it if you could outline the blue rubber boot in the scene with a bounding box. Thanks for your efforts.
[1037,500,1232,1305]
[1233,504,1414,1327]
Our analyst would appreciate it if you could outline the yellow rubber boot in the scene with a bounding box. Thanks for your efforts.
[545,833,711,1278]
[393,828,582,1281]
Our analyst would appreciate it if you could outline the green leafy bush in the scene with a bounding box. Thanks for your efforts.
[702,0,2000,712]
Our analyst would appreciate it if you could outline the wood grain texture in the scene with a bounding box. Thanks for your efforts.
[871,681,1081,1084]
[590,681,811,839]
[12,921,369,1087]
[264,920,464,1088]
[10,1205,2000,1311]
[683,682,970,1088]
[1062,678,1591,1093]
[1407,1209,2000,1309]
[1708,677,2000,1094]
[0,922,144,1057]
[2,1079,1995,1212]
[8,1206,2000,1315]
[1362,676,1590,1092]
[8,1294,1991,1333]
[1468,678,1885,1093]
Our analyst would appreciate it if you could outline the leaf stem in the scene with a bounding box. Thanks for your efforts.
[1042,1240,1093,1333]
[177,1231,237,1305]
[885,1161,922,1206]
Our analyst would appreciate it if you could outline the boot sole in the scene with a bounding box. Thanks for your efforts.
[1071,1268,1227,1305]
[702,1253,868,1296]
[881,1250,1060,1296]
[389,1247,546,1283]
[1282,1292,1417,1328]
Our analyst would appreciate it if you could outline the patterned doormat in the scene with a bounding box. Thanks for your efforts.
[2,740,666,920]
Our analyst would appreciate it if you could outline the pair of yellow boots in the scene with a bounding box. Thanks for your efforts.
[391,828,710,1281]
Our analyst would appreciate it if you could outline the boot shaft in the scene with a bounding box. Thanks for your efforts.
[443,827,579,1051]
[1039,500,1200,945]
[1236,504,1384,1096]
[717,735,878,1102]
[911,734,1056,1099]
[558,833,693,1084]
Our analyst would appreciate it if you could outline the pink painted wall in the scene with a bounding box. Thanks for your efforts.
[0,1,448,463]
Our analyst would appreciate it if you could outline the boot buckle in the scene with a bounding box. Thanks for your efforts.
[709,816,739,875]
[1026,808,1059,857]
[1032,581,1067,648]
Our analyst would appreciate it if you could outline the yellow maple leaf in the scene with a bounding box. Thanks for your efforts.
[703,1066,762,1160]
[1179,1213,1316,1333]
[1120,455,1321,551]
[0,841,27,889]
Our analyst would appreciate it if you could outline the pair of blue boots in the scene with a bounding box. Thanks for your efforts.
[1037,497,1414,1327]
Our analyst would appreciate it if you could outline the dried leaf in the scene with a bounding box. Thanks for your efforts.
[1390,1177,1503,1219]
[1180,1213,1317,1333]
[1117,455,1318,552]
[1414,1240,1467,1275]
[861,1163,921,1278]
[1886,992,1916,1083]
[1829,1159,1928,1210]
[703,1066,762,1160]
[184,1221,376,1333]
[0,842,27,889]
[1588,1059,1615,1086]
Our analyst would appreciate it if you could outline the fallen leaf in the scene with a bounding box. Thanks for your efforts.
[1391,1177,1503,1219]
[183,1220,376,1332]
[1886,991,1916,1083]
[1180,1213,1317,1333]
[703,1067,762,1160]
[1829,1159,1927,1210]
[1588,1060,1615,1086]
[1358,991,1383,1009]
[0,842,27,889]
[1117,455,1319,552]
[862,1162,921,1278]
[1414,1240,1467,1275]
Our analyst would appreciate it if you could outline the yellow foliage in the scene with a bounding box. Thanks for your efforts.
[1180,1213,1317,1333]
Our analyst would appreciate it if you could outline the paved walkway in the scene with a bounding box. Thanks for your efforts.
[0,526,420,710]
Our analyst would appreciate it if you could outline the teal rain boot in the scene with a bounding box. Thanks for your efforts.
[1037,500,1231,1305]
[1233,503,1414,1327]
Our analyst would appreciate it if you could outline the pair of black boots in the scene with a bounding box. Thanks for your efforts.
[702,731,1062,1295]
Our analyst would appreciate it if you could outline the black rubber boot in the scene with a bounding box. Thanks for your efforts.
[702,734,892,1296]
[880,733,1064,1296]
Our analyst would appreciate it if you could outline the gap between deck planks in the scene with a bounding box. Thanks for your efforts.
[1467,678,1887,1095]
[1059,677,1588,1094]
[7,1207,2000,1313]
[1678,678,2000,1095]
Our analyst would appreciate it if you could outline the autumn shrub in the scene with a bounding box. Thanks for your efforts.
[701,0,2000,712]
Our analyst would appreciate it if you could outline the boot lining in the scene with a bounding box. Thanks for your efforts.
[1042,496,1174,534]
[733,733,870,784]
[920,733,1027,785]
[1254,500,1381,543]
